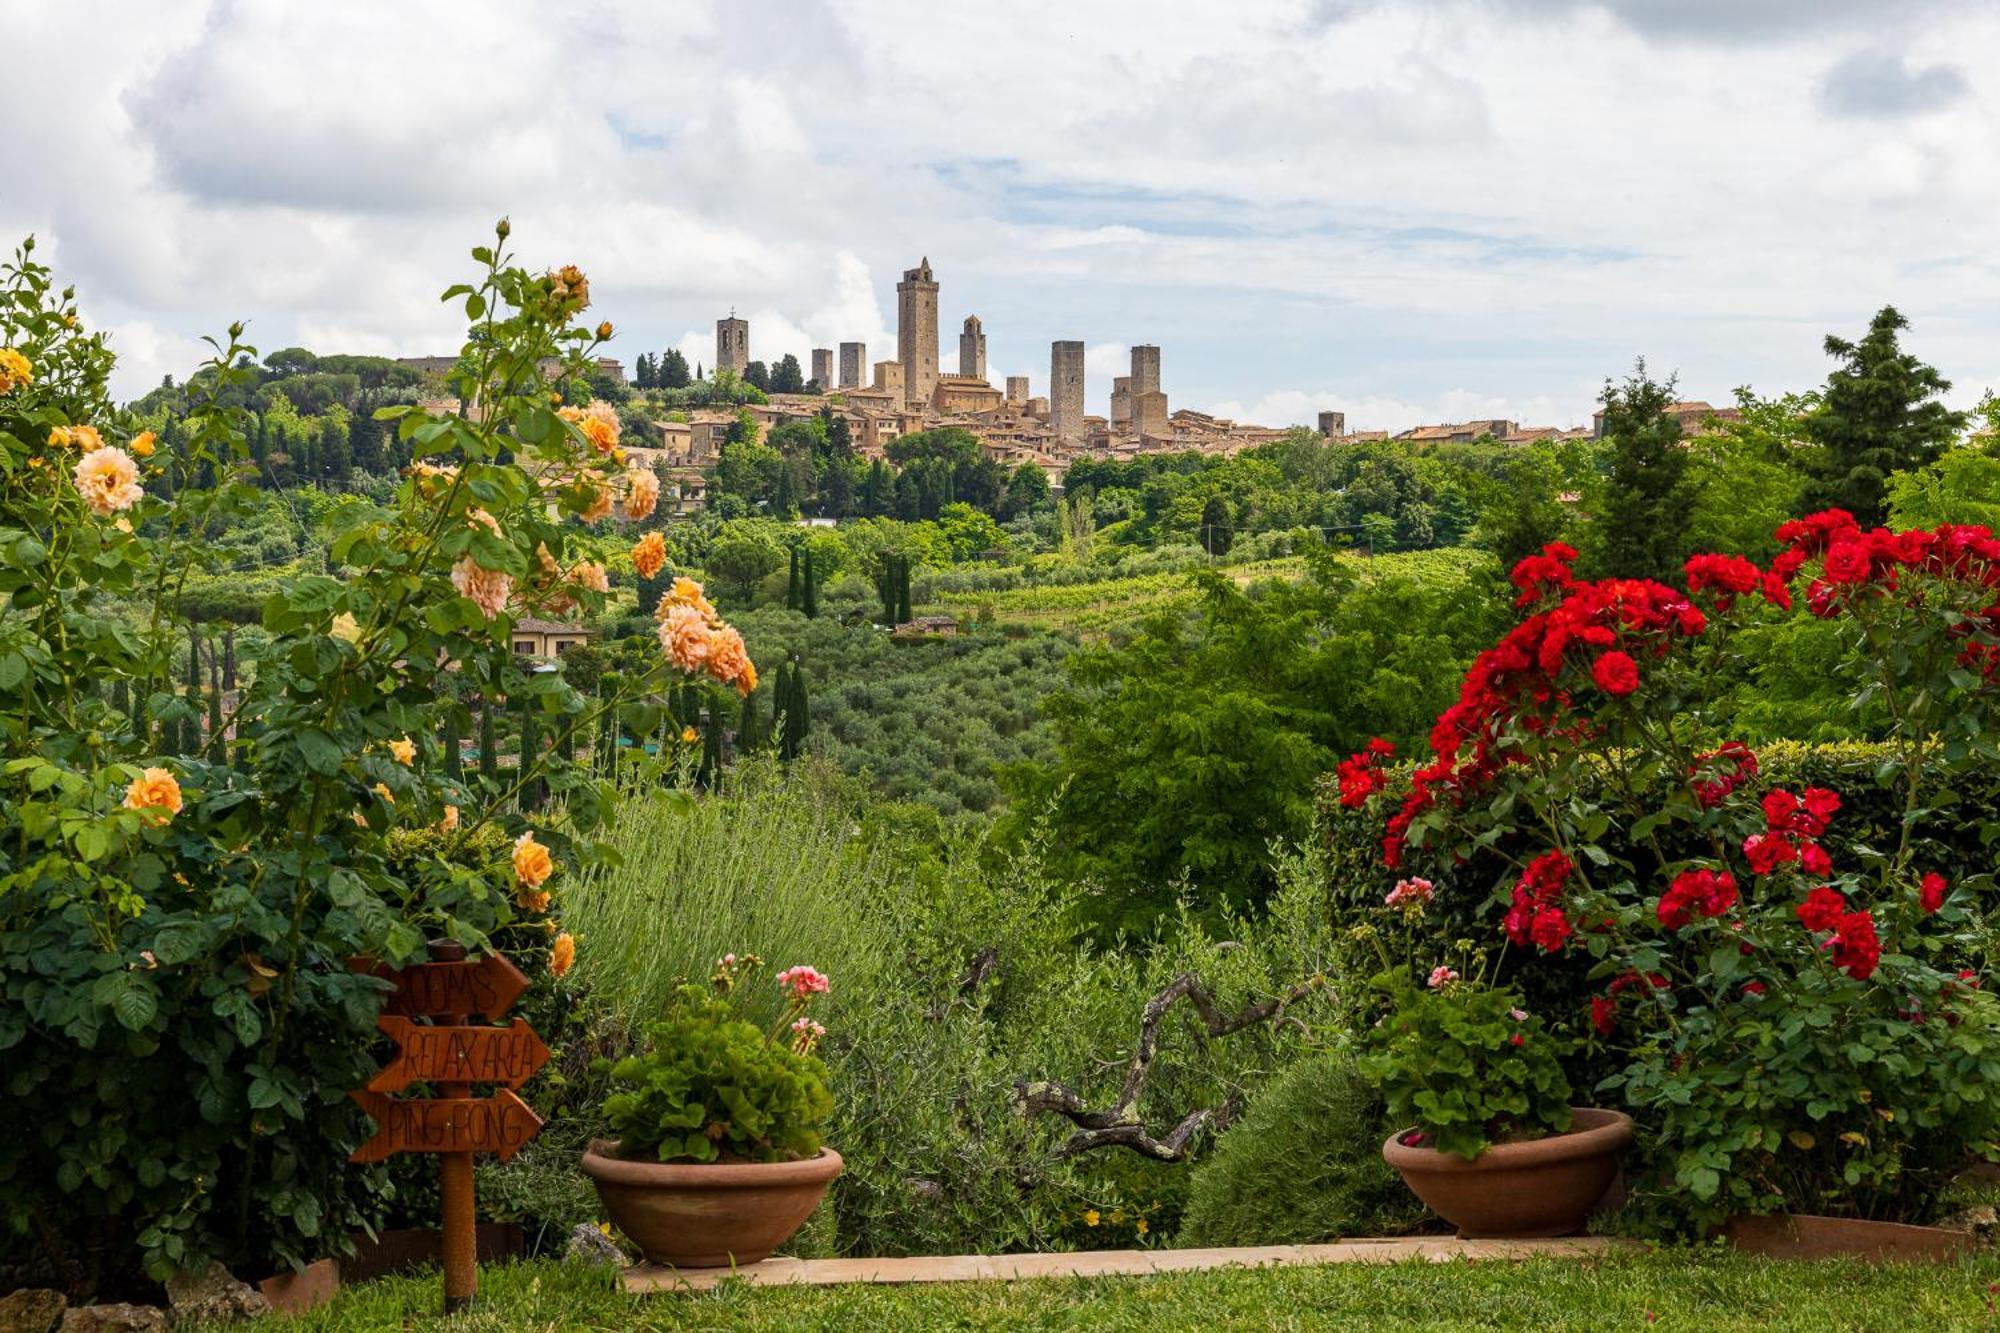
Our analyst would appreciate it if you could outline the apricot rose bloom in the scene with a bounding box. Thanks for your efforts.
[389,735,417,765]
[654,576,717,624]
[0,347,30,392]
[512,830,554,890]
[549,264,590,310]
[123,767,183,819]
[579,484,614,524]
[632,531,667,580]
[549,931,576,978]
[451,556,511,620]
[128,430,156,458]
[624,466,660,521]
[707,624,757,696]
[48,424,103,451]
[657,604,712,673]
[569,559,610,594]
[73,446,144,516]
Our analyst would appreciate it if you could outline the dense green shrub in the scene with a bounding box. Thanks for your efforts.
[1178,1053,1423,1247]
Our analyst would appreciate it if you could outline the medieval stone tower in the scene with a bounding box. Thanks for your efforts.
[896,258,939,408]
[810,347,834,389]
[959,314,987,381]
[1005,375,1030,403]
[715,314,748,375]
[838,341,866,389]
[1050,340,1085,441]
[1130,345,1161,400]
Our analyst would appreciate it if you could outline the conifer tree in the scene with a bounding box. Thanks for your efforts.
[662,349,691,389]
[738,687,761,753]
[802,547,818,618]
[1804,305,1966,526]
[480,695,499,786]
[221,626,236,692]
[1596,359,1695,581]
[443,709,462,780]
[786,546,801,610]
[206,656,225,764]
[896,560,913,625]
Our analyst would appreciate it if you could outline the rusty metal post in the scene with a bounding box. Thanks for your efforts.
[427,939,477,1315]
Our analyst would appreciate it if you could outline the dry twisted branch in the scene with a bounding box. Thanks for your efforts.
[1014,970,1325,1161]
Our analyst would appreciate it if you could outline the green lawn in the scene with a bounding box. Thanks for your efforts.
[266,1251,2000,1331]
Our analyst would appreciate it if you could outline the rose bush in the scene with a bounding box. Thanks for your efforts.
[0,226,751,1293]
[1336,521,2000,1229]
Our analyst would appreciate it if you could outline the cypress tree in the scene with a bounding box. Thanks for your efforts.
[206,656,225,764]
[111,678,129,722]
[738,687,761,753]
[802,548,818,618]
[518,694,540,810]
[875,558,898,625]
[222,627,237,692]
[896,560,913,625]
[1596,359,1695,580]
[786,547,801,610]
[480,696,499,786]
[443,709,463,780]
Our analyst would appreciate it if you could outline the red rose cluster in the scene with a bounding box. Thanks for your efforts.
[1383,543,1714,867]
[1774,510,2000,651]
[1793,885,1881,981]
[1590,969,1671,1036]
[1504,849,1576,953]
[1690,741,1759,808]
[1656,867,1739,930]
[1336,737,1395,809]
[1684,552,1793,613]
[1742,786,1840,876]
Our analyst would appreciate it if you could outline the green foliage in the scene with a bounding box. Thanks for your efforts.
[1357,973,1574,1160]
[1803,305,1966,526]
[1179,1053,1422,1246]
[1001,548,1505,932]
[1887,442,2000,530]
[601,979,833,1165]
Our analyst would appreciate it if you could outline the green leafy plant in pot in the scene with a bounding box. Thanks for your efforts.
[1354,880,1631,1237]
[581,953,839,1268]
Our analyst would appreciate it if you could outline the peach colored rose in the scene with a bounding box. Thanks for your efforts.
[624,466,660,521]
[513,830,554,890]
[123,767,182,819]
[632,531,667,580]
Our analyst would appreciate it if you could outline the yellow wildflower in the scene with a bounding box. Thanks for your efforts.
[1083,1210,1100,1228]
[681,725,699,744]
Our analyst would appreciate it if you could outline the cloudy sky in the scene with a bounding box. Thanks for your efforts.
[3,0,1995,431]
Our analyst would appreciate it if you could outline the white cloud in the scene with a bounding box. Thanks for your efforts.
[0,0,1993,422]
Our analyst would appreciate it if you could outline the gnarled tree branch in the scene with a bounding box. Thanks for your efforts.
[1014,970,1325,1161]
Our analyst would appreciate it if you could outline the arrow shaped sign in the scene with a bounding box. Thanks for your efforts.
[367,1016,552,1094]
[350,953,531,1022]
[349,1087,544,1164]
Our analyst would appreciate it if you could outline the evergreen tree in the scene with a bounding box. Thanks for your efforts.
[480,695,499,787]
[221,626,237,692]
[443,709,462,780]
[875,555,901,625]
[738,687,761,753]
[663,349,691,390]
[206,656,225,764]
[826,412,854,460]
[820,459,855,518]
[744,360,771,393]
[771,354,805,395]
[1804,305,1966,526]
[1595,359,1695,581]
[861,459,894,517]
[634,352,655,389]
[518,694,541,811]
[896,559,913,626]
[786,547,802,610]
[802,547,818,618]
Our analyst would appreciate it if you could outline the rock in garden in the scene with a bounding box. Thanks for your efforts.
[56,1306,165,1333]
[564,1224,628,1267]
[1938,1205,1999,1236]
[0,1289,67,1333]
[163,1263,268,1324]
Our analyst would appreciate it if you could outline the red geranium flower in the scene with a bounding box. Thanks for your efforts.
[1590,995,1615,1036]
[1591,650,1641,696]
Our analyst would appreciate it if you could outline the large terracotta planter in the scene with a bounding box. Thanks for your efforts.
[1382,1107,1634,1238]
[580,1139,841,1268]
[1723,1212,1976,1262]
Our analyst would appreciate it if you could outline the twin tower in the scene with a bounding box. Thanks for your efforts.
[718,257,1163,443]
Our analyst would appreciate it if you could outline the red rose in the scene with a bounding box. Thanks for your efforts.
[1828,910,1881,981]
[1742,981,1767,997]
[1800,843,1833,877]
[1591,650,1640,696]
[1657,868,1739,930]
[1590,995,1615,1036]
[1797,886,1848,932]
[1920,871,1948,914]
[1823,541,1871,584]
[1743,832,1798,875]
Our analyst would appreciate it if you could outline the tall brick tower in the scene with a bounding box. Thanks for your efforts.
[1050,340,1085,442]
[838,342,866,389]
[959,315,987,381]
[715,313,748,375]
[896,258,939,409]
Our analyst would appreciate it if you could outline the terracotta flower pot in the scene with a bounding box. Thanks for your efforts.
[1381,1107,1634,1238]
[580,1139,842,1268]
[1723,1212,1976,1262]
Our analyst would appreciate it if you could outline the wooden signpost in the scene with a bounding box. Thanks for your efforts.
[350,942,547,1313]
